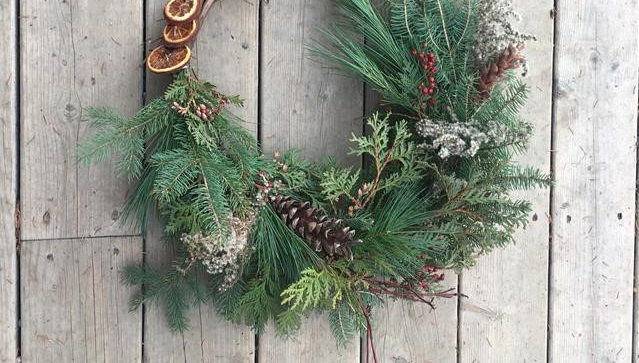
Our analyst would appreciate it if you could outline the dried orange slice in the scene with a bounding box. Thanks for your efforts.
[164,0,202,25]
[163,20,200,48]
[147,45,192,74]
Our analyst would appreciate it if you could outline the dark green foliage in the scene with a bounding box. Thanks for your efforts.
[79,71,264,237]
[78,0,550,348]
[122,261,206,332]
[315,0,550,272]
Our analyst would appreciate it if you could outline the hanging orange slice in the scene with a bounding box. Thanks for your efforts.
[164,0,202,25]
[147,45,192,74]
[163,20,200,48]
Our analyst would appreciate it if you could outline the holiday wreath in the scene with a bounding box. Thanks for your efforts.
[78,0,550,358]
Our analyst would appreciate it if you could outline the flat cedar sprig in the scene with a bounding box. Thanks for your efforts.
[77,0,551,358]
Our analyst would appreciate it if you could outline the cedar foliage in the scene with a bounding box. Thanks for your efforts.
[77,0,550,349]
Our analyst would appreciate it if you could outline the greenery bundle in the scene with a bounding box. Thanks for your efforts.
[78,0,550,359]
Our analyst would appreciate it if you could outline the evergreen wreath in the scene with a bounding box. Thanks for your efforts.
[78,0,550,359]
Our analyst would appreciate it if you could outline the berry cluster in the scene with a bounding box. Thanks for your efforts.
[171,94,230,122]
[410,43,438,107]
[254,170,284,207]
[419,264,446,288]
[194,103,211,121]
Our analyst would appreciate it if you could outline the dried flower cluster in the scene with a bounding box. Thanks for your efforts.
[182,215,254,291]
[416,109,529,159]
[474,0,536,67]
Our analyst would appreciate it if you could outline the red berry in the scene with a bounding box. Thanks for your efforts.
[429,98,436,105]
[422,88,428,95]
[411,49,417,56]
[428,52,435,60]
[419,51,425,58]
[432,67,438,74]
[428,88,434,95]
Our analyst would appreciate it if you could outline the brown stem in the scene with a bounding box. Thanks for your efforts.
[364,277,461,301]
[359,300,379,363]
[361,147,395,208]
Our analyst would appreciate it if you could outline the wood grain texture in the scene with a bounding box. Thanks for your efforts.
[143,220,256,363]
[550,0,638,361]
[194,0,259,134]
[260,0,364,164]
[259,0,362,361]
[458,1,554,362]
[374,274,458,363]
[259,313,359,363]
[0,0,17,362]
[142,1,258,361]
[20,0,143,240]
[20,236,143,363]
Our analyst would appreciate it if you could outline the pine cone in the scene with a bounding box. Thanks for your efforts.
[478,45,525,97]
[269,195,362,260]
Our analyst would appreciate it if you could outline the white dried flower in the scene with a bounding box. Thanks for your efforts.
[416,109,528,159]
[474,0,536,71]
[182,214,255,291]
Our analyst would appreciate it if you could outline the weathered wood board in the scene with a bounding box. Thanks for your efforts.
[550,0,638,361]
[195,0,259,135]
[458,0,555,362]
[259,313,359,363]
[0,0,17,362]
[20,0,143,240]
[20,237,143,363]
[374,274,458,363]
[142,1,258,361]
[260,0,364,165]
[259,0,363,361]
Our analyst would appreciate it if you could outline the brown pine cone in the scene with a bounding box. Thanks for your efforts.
[478,45,525,97]
[269,195,362,260]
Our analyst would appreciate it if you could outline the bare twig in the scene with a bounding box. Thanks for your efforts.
[358,299,379,363]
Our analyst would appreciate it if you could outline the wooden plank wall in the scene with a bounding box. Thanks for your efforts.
[18,0,144,362]
[0,0,17,362]
[21,237,142,362]
[6,0,639,362]
[550,0,638,362]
